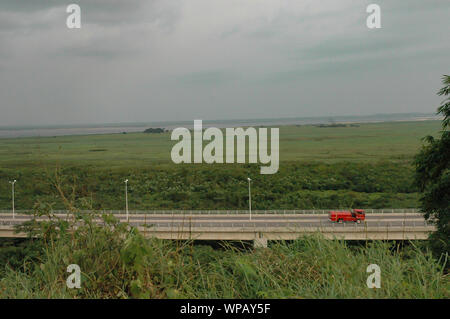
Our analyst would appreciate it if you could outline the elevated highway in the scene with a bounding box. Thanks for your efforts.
[0,209,435,247]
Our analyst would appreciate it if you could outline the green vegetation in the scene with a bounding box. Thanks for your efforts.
[143,128,166,134]
[1,119,448,299]
[314,123,359,128]
[0,209,447,298]
[0,120,440,167]
[0,162,419,210]
[0,121,441,210]
[415,75,450,256]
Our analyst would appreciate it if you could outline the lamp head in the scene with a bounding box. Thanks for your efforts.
[247,177,251,181]
[125,179,128,183]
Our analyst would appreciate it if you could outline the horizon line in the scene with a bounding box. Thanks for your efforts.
[0,111,440,130]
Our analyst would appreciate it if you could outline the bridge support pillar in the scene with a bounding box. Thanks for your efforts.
[253,238,268,248]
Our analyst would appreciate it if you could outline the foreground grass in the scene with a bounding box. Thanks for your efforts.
[0,211,447,299]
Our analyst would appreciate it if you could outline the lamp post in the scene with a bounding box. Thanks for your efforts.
[9,180,16,219]
[247,177,252,221]
[124,179,129,222]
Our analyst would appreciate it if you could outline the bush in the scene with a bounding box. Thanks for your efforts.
[0,207,448,299]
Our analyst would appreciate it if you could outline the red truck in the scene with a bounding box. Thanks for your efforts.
[329,209,365,223]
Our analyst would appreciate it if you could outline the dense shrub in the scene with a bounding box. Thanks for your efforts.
[0,162,418,210]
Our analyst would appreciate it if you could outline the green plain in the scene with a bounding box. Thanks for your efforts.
[0,120,441,168]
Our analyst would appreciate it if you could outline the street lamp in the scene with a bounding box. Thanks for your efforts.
[124,179,129,222]
[9,180,16,219]
[247,177,252,221]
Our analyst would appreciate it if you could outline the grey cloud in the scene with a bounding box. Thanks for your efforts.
[0,1,181,61]
[0,1,180,30]
[0,0,449,126]
[176,70,237,86]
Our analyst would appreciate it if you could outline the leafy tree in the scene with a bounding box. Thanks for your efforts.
[414,75,450,256]
[144,128,165,133]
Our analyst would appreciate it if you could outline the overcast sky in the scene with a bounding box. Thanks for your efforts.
[0,0,449,126]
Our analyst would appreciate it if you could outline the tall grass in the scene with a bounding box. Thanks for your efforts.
[0,209,448,299]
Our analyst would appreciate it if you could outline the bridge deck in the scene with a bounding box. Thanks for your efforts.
[0,211,434,243]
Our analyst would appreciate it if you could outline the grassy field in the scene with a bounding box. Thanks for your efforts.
[279,121,441,162]
[0,120,441,168]
[0,120,441,210]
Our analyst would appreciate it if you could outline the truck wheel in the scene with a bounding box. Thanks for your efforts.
[338,219,343,224]
[356,220,361,224]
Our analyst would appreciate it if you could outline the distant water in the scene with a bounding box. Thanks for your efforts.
[0,113,440,139]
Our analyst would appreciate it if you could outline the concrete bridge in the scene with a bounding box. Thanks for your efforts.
[0,209,435,247]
